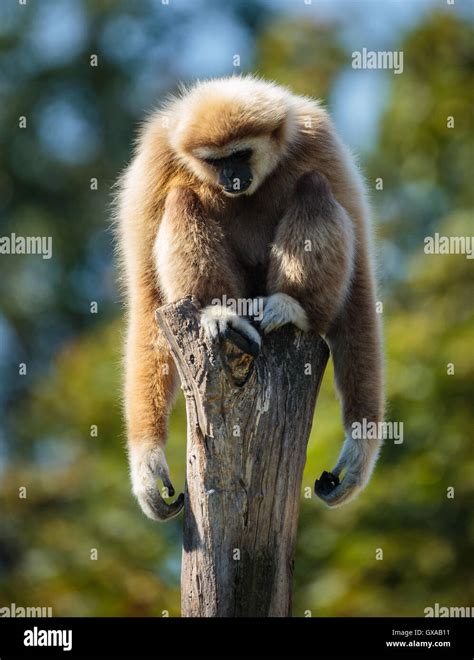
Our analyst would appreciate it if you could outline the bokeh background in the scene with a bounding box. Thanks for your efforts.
[0,0,473,617]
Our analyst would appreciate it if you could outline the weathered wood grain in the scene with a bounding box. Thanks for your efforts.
[156,296,329,617]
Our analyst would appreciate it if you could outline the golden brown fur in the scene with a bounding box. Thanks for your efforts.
[116,76,384,520]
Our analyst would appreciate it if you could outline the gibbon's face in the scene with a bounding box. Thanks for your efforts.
[200,147,253,194]
[190,134,282,197]
[169,77,294,196]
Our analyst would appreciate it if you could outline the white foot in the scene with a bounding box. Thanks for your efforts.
[260,293,309,334]
[201,304,262,347]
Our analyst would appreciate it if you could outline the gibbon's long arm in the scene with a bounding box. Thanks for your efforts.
[266,171,383,507]
[126,186,260,521]
[118,144,186,521]
[323,241,384,506]
[123,257,183,521]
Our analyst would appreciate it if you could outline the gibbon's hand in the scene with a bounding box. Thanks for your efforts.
[201,304,262,355]
[260,293,309,334]
[315,434,381,507]
[129,444,184,521]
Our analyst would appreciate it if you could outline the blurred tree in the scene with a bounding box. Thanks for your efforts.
[369,13,474,267]
[257,17,346,98]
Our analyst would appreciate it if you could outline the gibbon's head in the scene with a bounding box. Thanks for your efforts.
[167,76,297,197]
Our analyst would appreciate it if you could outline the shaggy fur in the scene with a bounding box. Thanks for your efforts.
[115,76,384,520]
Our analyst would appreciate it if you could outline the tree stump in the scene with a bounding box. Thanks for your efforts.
[156,296,329,617]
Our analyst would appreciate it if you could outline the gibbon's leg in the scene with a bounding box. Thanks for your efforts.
[156,187,261,348]
[265,172,355,336]
[267,171,383,506]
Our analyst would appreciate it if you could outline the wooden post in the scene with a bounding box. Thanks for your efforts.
[156,296,329,617]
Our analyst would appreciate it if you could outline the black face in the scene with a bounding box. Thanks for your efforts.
[204,149,253,194]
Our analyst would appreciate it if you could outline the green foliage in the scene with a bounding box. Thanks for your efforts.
[2,322,186,616]
[257,18,346,98]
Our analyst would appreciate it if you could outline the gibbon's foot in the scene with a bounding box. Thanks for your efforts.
[260,293,309,334]
[201,304,262,354]
[129,444,184,522]
[315,434,381,507]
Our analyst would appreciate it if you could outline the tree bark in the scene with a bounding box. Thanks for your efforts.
[156,296,329,617]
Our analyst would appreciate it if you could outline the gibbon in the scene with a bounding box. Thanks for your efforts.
[116,76,384,521]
